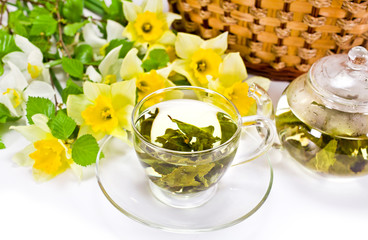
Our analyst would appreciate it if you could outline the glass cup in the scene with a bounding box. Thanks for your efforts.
[131,85,275,208]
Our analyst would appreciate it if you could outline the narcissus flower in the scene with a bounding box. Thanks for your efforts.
[2,35,50,83]
[0,62,54,117]
[86,45,123,84]
[10,114,80,181]
[120,48,175,104]
[172,32,228,87]
[66,80,136,142]
[122,0,181,47]
[82,20,125,59]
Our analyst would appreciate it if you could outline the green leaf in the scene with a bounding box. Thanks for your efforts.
[217,112,237,143]
[0,103,21,123]
[30,14,58,36]
[159,163,215,188]
[48,110,77,140]
[101,0,128,24]
[169,116,221,151]
[74,44,93,64]
[8,10,30,36]
[0,137,5,149]
[26,97,55,124]
[138,108,159,141]
[62,0,84,23]
[61,57,84,79]
[156,128,192,151]
[61,79,83,103]
[72,134,100,166]
[64,21,88,37]
[141,49,170,72]
[105,39,134,59]
[28,35,50,55]
[313,139,338,172]
[0,31,21,60]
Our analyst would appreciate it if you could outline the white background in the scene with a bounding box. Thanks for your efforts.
[1,1,368,239]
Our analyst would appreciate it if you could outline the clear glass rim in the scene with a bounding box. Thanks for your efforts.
[131,85,243,155]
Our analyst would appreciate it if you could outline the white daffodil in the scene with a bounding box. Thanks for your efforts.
[122,0,181,48]
[10,114,82,181]
[2,35,50,83]
[172,32,229,87]
[85,45,123,84]
[82,20,125,59]
[0,62,54,117]
[120,48,176,104]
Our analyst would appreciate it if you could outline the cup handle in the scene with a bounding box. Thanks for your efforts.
[248,83,274,119]
[232,115,275,166]
[232,83,276,165]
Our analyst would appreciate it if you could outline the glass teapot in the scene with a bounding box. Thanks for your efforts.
[275,46,368,178]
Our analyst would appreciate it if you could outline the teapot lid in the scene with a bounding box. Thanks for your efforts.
[309,46,368,113]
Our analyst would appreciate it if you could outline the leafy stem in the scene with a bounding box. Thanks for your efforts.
[55,0,71,58]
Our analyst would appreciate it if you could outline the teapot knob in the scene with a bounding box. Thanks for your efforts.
[347,46,368,70]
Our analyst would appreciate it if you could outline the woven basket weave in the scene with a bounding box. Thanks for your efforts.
[168,0,368,81]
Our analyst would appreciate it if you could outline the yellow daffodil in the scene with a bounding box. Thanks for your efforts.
[120,48,176,105]
[82,20,125,59]
[207,52,271,116]
[86,45,123,84]
[122,0,181,48]
[0,62,54,117]
[172,32,228,87]
[2,35,50,83]
[10,114,81,181]
[66,80,136,142]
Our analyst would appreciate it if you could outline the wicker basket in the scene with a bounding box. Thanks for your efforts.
[168,0,368,81]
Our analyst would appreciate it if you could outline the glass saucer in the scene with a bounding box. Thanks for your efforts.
[95,136,273,233]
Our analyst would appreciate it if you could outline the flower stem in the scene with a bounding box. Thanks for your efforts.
[50,68,63,97]
[45,59,63,68]
[84,0,105,17]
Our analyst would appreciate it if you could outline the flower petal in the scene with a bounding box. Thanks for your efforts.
[2,52,28,71]
[32,114,51,133]
[13,143,35,166]
[158,30,177,46]
[201,32,228,55]
[218,52,247,87]
[106,20,125,42]
[99,45,122,77]
[27,49,43,66]
[123,1,142,22]
[110,127,129,143]
[156,64,172,79]
[142,0,163,13]
[120,48,143,80]
[83,23,107,49]
[14,35,42,57]
[66,94,91,125]
[10,124,49,142]
[111,79,136,107]
[0,62,28,90]
[83,81,111,101]
[86,66,102,83]
[24,81,55,100]
[175,33,203,59]
[172,59,201,87]
[165,12,182,27]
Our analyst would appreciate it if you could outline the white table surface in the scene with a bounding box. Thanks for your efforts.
[2,80,368,240]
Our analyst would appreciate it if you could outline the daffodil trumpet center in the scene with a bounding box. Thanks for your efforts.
[134,11,165,42]
[29,139,67,175]
[136,70,166,104]
[142,22,153,33]
[190,48,222,86]
[81,95,119,133]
